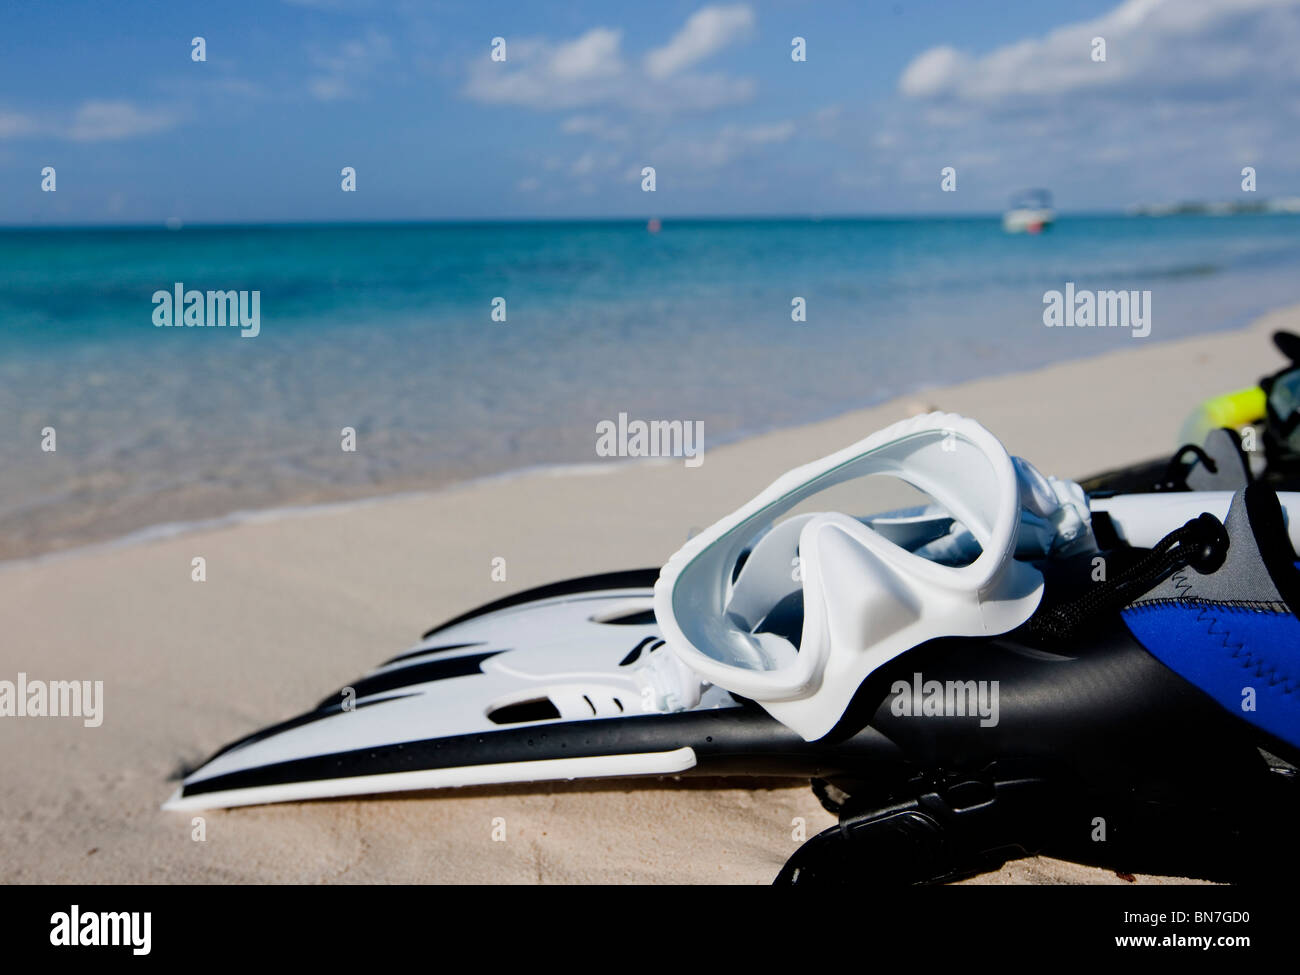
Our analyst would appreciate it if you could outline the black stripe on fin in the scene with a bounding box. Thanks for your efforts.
[421,569,659,638]
[382,642,484,666]
[318,651,501,708]
[200,693,416,765]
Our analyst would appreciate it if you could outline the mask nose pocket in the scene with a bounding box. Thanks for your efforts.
[800,514,924,671]
[725,514,815,632]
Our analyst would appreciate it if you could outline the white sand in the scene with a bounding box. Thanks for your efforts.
[2,305,1294,884]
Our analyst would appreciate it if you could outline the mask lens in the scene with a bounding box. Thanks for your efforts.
[1268,368,1300,452]
[683,427,1003,675]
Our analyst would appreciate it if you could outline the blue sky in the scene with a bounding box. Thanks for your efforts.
[2,0,1298,224]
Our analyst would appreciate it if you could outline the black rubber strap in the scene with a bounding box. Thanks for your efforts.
[1028,513,1228,640]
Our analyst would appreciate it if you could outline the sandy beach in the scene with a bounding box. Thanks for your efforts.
[2,304,1295,885]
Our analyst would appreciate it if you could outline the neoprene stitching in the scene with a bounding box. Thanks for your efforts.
[1126,597,1292,614]
[1167,569,1298,696]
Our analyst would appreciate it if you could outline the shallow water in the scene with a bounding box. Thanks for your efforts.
[2,214,1298,559]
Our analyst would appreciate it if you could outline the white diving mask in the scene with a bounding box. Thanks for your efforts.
[649,412,1091,741]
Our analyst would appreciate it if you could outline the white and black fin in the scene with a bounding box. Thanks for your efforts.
[165,572,747,811]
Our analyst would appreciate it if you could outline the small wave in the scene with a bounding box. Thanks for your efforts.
[0,457,662,573]
[1143,262,1220,280]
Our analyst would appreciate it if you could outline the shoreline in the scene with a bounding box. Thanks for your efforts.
[7,300,1296,568]
[0,459,642,574]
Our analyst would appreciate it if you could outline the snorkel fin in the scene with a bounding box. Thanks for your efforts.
[170,413,1095,810]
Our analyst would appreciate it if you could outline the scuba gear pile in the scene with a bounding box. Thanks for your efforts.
[166,411,1300,886]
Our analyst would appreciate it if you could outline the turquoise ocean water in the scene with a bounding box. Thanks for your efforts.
[2,214,1298,559]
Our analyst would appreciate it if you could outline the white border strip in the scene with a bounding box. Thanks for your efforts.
[162,746,698,811]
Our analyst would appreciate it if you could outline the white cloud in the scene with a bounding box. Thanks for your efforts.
[0,100,178,142]
[209,78,268,99]
[569,149,621,176]
[549,27,625,82]
[655,120,795,169]
[876,0,1300,209]
[899,0,1300,102]
[65,101,177,141]
[308,77,348,101]
[642,72,757,113]
[0,110,38,139]
[743,121,796,144]
[899,46,969,99]
[644,4,756,79]
[307,29,392,101]
[561,115,631,142]
[562,114,601,134]
[484,0,1299,210]
[464,11,756,114]
[465,32,618,109]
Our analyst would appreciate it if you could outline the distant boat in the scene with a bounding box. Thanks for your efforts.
[1003,190,1054,234]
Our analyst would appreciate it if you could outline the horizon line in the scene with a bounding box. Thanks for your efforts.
[0,208,1172,232]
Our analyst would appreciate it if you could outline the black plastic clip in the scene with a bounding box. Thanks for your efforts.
[776,774,1066,886]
